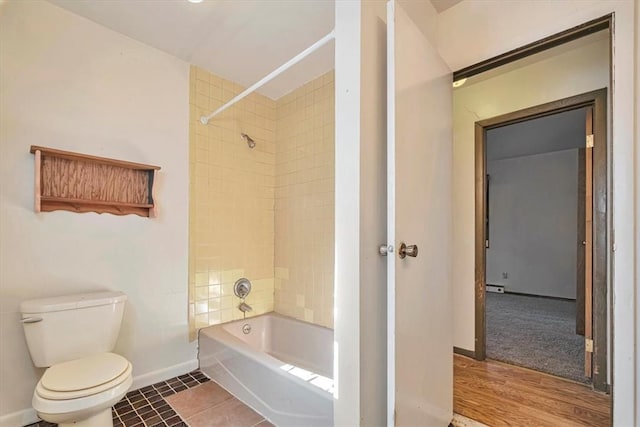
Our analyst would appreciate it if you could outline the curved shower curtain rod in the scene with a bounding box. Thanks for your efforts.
[200,30,336,125]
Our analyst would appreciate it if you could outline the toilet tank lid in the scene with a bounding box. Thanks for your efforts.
[20,291,127,314]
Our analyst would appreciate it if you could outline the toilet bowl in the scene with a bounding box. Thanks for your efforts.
[33,353,132,427]
[20,291,132,427]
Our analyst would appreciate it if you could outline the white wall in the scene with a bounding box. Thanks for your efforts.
[486,149,579,299]
[450,35,608,352]
[439,1,636,424]
[0,2,195,425]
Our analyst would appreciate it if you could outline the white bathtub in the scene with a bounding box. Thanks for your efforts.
[198,313,334,426]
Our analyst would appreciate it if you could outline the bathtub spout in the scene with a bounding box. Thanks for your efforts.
[239,302,253,313]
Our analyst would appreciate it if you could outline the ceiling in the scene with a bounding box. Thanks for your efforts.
[430,0,464,13]
[48,0,459,101]
[487,108,587,161]
[48,0,336,100]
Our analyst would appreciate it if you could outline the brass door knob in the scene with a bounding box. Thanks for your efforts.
[399,242,418,259]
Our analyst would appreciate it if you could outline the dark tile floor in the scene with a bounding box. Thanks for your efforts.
[25,370,210,427]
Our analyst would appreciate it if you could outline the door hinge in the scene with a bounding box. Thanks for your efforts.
[586,338,594,353]
[586,134,594,148]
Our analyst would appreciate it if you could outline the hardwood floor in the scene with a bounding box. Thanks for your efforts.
[454,355,611,426]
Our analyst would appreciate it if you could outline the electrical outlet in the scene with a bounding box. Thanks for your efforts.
[502,272,508,279]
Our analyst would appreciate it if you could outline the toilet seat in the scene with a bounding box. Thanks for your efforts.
[36,353,131,400]
[33,372,132,425]
[32,353,133,422]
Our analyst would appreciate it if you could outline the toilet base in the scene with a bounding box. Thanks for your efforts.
[44,408,113,427]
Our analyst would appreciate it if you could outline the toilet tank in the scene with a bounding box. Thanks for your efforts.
[20,291,127,367]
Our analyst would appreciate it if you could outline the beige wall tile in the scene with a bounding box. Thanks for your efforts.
[188,65,276,336]
[189,67,334,335]
[274,71,335,329]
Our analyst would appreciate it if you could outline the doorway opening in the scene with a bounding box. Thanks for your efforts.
[475,91,607,389]
[451,14,613,427]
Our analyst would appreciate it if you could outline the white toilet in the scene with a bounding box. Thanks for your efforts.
[20,291,132,427]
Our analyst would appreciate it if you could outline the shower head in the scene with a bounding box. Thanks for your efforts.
[241,133,256,149]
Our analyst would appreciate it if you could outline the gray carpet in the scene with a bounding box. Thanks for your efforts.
[486,292,587,383]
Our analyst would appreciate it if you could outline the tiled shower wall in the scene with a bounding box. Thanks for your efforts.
[274,72,335,329]
[188,66,276,338]
[188,68,335,336]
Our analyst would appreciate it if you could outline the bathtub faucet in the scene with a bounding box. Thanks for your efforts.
[239,302,253,313]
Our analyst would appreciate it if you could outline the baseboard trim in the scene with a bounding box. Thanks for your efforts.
[0,408,39,427]
[130,359,199,391]
[454,346,476,359]
[503,291,576,302]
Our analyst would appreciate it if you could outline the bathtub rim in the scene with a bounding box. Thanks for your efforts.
[198,312,334,400]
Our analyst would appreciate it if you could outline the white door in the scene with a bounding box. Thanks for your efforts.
[386,1,453,425]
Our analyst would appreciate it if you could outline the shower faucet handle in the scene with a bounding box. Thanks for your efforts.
[234,278,252,299]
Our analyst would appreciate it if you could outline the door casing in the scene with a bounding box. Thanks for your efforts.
[473,88,608,391]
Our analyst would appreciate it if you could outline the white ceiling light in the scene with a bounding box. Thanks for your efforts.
[187,0,203,3]
[452,78,467,88]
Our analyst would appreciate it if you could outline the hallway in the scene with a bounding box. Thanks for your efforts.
[454,355,610,426]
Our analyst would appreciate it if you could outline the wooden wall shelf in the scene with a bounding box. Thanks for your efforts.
[30,146,161,217]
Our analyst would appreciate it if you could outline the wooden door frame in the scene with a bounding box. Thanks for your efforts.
[576,147,586,336]
[474,88,608,391]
